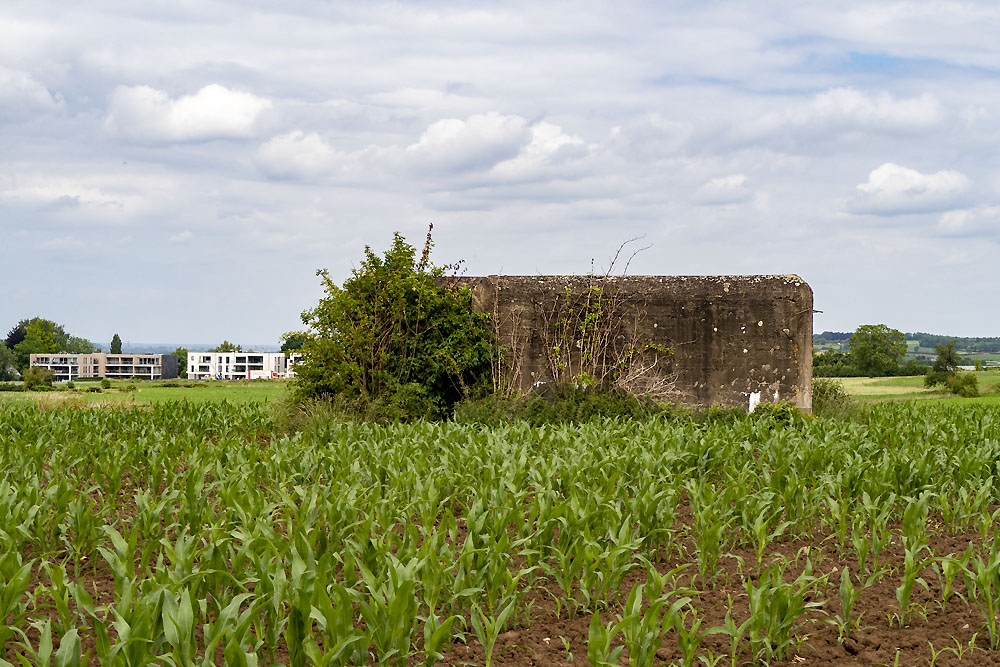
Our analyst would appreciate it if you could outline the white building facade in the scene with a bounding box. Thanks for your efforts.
[285,352,303,378]
[188,352,287,380]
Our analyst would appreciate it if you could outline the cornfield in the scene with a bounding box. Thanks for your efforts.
[2,400,1000,665]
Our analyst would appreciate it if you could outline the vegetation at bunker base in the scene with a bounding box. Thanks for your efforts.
[4,402,1000,664]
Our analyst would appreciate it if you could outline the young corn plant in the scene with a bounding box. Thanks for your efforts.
[743,558,827,664]
[587,612,624,667]
[0,552,35,654]
[749,507,793,574]
[894,498,934,627]
[716,600,750,667]
[310,582,370,666]
[420,612,461,667]
[832,566,879,643]
[665,601,724,667]
[931,546,972,611]
[357,556,420,666]
[469,598,517,667]
[11,620,85,667]
[961,548,1000,649]
[613,581,676,667]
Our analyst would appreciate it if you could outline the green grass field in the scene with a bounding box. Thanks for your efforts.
[836,370,1000,404]
[0,378,291,406]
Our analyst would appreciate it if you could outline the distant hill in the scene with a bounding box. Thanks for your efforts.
[121,343,281,354]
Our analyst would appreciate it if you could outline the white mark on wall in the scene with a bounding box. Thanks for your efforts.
[749,391,761,413]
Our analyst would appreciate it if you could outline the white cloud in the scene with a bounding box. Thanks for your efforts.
[693,174,753,206]
[852,163,970,215]
[490,122,587,180]
[168,229,193,243]
[735,88,945,151]
[256,131,345,180]
[0,178,124,209]
[802,88,943,130]
[404,112,531,173]
[938,206,1000,236]
[105,84,271,142]
[0,67,63,118]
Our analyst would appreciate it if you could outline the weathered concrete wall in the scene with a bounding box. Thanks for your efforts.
[455,275,813,412]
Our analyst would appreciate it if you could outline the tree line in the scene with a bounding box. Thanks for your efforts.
[816,330,1000,354]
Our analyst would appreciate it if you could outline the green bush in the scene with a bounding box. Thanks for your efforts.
[87,386,102,393]
[812,378,861,420]
[293,228,495,417]
[946,372,979,398]
[100,378,111,389]
[749,401,805,426]
[66,381,75,389]
[23,366,55,391]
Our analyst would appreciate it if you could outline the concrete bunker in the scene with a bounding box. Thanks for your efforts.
[452,274,813,412]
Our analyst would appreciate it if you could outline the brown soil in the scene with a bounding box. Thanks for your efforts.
[430,526,1000,667]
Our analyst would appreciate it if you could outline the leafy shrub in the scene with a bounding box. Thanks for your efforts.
[293,228,495,417]
[0,382,26,392]
[66,381,75,389]
[946,372,979,398]
[23,366,55,391]
[88,386,102,393]
[812,378,861,420]
[749,401,806,426]
[691,404,745,424]
[101,378,111,389]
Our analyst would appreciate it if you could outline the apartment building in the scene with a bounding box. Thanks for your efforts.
[28,354,81,382]
[30,353,179,381]
[187,352,287,380]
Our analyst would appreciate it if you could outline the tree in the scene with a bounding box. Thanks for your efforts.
[280,333,305,353]
[0,345,17,381]
[111,333,122,354]
[5,319,30,350]
[294,229,494,419]
[925,340,961,387]
[213,341,242,352]
[812,350,860,377]
[174,347,188,379]
[8,318,97,372]
[848,324,906,377]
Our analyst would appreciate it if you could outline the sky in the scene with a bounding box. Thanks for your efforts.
[3,1,1000,346]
